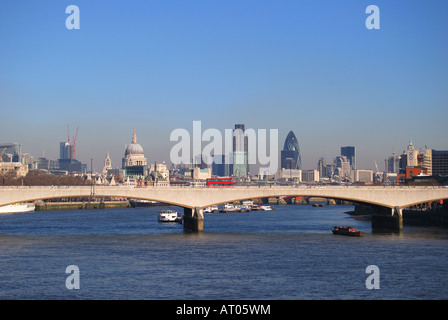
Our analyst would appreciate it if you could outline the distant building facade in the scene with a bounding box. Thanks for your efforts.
[355,169,373,183]
[0,161,28,177]
[386,155,401,173]
[275,168,302,181]
[301,170,319,182]
[335,155,351,181]
[432,150,448,176]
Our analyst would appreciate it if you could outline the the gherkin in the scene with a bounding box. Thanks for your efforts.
[281,131,301,170]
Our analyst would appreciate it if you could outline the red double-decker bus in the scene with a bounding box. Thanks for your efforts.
[206,177,234,188]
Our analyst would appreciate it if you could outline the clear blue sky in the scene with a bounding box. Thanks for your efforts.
[1,0,447,172]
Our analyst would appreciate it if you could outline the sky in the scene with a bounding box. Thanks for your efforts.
[1,0,447,173]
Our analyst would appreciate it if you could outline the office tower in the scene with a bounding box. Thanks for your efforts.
[212,155,231,177]
[60,142,73,160]
[281,131,301,170]
[317,158,326,178]
[432,150,448,176]
[232,124,249,177]
[335,155,351,180]
[341,146,356,170]
[386,154,401,173]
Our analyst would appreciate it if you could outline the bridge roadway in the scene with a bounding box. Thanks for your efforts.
[1,185,448,231]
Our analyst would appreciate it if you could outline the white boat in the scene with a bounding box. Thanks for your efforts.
[158,210,179,222]
[242,200,254,207]
[220,203,240,213]
[0,203,35,214]
[203,206,219,213]
[259,205,274,211]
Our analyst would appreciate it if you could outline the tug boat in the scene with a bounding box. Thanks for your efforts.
[332,226,364,237]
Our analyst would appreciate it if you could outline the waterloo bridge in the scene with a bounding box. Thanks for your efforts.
[1,185,448,232]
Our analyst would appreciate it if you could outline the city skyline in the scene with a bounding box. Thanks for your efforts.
[1,0,447,172]
[1,124,440,176]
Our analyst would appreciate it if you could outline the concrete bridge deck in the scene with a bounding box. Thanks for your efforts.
[1,185,447,231]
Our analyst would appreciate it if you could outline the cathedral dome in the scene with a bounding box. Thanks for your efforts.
[125,129,144,156]
[125,143,144,156]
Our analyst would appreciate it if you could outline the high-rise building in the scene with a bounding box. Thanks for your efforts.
[335,155,351,181]
[281,131,301,170]
[60,142,73,160]
[57,139,85,173]
[432,150,448,176]
[386,154,401,173]
[317,158,326,178]
[232,124,249,177]
[0,143,22,159]
[341,146,356,170]
[420,149,432,176]
[212,154,231,177]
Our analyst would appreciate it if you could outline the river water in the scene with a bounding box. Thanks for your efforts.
[0,204,447,300]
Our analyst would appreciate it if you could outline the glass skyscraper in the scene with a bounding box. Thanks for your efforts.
[281,131,301,170]
[341,146,356,170]
[232,124,249,177]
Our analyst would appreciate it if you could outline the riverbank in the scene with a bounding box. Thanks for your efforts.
[346,204,448,227]
[35,201,130,211]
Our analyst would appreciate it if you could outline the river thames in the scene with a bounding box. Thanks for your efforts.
[0,204,447,300]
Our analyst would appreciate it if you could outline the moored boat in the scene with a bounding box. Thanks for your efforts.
[158,209,180,222]
[332,226,364,237]
[0,203,35,214]
[203,206,219,213]
[220,203,240,213]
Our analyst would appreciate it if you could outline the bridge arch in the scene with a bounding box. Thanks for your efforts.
[0,194,191,210]
[198,193,396,210]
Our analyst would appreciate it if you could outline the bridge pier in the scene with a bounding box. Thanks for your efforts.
[371,206,403,232]
[183,207,204,232]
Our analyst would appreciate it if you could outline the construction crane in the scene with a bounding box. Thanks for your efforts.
[72,126,79,159]
[374,160,380,173]
[67,124,79,159]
